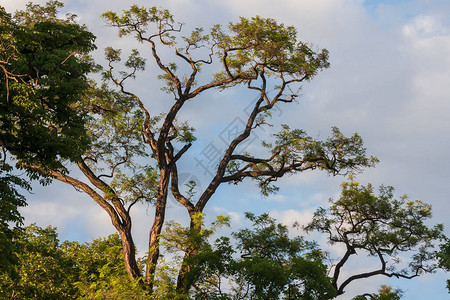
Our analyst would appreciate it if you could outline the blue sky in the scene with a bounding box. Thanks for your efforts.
[3,0,450,298]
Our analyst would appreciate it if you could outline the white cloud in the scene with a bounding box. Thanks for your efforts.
[270,208,314,228]
[21,201,79,227]
[2,0,43,12]
[403,14,448,38]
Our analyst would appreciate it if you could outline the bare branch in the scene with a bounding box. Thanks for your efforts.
[195,93,266,211]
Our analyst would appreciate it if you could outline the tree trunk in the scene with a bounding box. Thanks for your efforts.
[176,212,201,293]
[145,167,170,291]
[176,251,195,293]
[117,226,141,280]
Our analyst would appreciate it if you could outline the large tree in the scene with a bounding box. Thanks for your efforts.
[41,4,376,293]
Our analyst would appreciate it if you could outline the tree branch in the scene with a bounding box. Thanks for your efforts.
[76,160,131,228]
[48,170,125,230]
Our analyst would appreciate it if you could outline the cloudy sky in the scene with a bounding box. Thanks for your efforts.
[3,0,450,298]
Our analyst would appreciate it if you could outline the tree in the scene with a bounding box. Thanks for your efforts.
[160,213,337,299]
[0,157,29,280]
[304,178,445,297]
[352,285,403,300]
[0,224,79,299]
[41,4,376,293]
[62,233,147,299]
[0,224,144,299]
[0,1,96,287]
[0,1,96,171]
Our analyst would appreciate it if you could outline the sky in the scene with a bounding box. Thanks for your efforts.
[2,0,450,298]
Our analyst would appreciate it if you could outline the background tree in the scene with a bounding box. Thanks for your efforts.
[352,285,403,300]
[0,224,145,299]
[0,157,29,284]
[63,233,147,299]
[160,213,337,299]
[304,178,445,297]
[0,224,79,299]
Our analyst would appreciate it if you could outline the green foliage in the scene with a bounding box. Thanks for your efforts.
[269,125,378,174]
[0,224,146,299]
[162,213,230,258]
[374,286,403,300]
[0,224,79,299]
[213,16,329,80]
[227,126,378,196]
[63,234,146,299]
[307,178,443,259]
[102,5,329,95]
[0,1,97,175]
[0,4,97,291]
[80,83,159,204]
[352,285,403,300]
[229,213,336,299]
[13,1,74,25]
[373,286,403,300]
[437,239,450,292]
[161,213,336,299]
[102,5,174,39]
[0,159,29,280]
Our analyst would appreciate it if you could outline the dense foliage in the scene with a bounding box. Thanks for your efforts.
[0,224,144,299]
[170,213,337,299]
[0,1,96,291]
[0,159,29,280]
[0,1,96,171]
[1,211,434,299]
[0,219,335,299]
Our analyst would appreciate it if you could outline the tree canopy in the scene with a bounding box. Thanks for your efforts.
[0,1,96,172]
[0,1,96,287]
